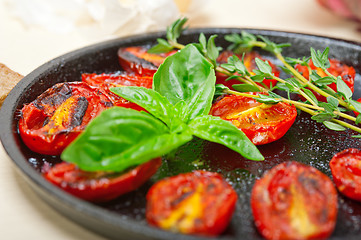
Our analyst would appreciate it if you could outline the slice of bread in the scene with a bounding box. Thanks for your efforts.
[0,64,23,107]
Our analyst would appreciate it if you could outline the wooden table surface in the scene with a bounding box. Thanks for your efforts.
[1,0,360,239]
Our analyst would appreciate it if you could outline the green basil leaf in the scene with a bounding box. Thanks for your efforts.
[153,44,216,121]
[61,107,193,172]
[232,84,261,92]
[189,115,264,161]
[323,121,346,131]
[111,86,173,126]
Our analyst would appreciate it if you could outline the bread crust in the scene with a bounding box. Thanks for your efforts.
[0,64,23,107]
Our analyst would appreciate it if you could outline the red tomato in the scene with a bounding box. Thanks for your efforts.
[330,148,361,202]
[18,82,112,155]
[216,51,280,89]
[44,157,162,202]
[118,46,176,76]
[251,161,338,240]
[210,93,297,145]
[82,72,153,110]
[146,170,237,236]
[295,59,355,102]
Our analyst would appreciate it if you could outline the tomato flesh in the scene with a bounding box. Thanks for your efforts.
[216,51,280,89]
[295,59,355,102]
[330,148,361,202]
[82,72,153,110]
[146,170,237,236]
[251,161,338,240]
[44,157,162,202]
[210,93,297,145]
[18,82,112,155]
[118,46,176,76]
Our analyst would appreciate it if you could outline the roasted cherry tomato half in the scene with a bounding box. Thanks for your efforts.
[19,82,112,155]
[210,93,297,145]
[251,161,338,240]
[146,170,237,236]
[82,72,152,110]
[295,58,355,102]
[118,46,176,76]
[330,148,361,202]
[44,157,162,202]
[216,51,280,89]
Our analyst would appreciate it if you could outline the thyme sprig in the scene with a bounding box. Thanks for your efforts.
[148,19,361,134]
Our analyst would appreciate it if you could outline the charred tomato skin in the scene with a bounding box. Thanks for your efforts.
[44,157,162,202]
[295,58,355,102]
[330,148,361,202]
[118,46,176,76]
[251,161,338,240]
[82,72,153,110]
[216,51,280,89]
[210,93,297,145]
[18,82,112,155]
[146,170,237,236]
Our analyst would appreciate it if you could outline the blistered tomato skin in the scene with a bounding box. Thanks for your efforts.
[82,72,153,110]
[44,157,162,202]
[18,82,112,155]
[118,46,176,76]
[216,51,280,89]
[330,148,361,202]
[146,170,237,236]
[210,93,297,145]
[295,59,355,102]
[251,161,338,240]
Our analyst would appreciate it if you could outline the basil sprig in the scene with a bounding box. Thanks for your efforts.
[61,45,264,172]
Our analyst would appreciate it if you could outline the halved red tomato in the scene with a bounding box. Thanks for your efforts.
[330,148,361,202]
[210,93,297,145]
[251,161,338,240]
[146,170,237,236]
[82,72,153,110]
[295,58,355,102]
[44,157,162,202]
[118,46,176,76]
[18,82,112,155]
[216,51,280,89]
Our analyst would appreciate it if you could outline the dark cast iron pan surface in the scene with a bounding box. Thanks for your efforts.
[1,28,361,240]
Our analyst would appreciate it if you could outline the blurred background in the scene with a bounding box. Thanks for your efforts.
[0,0,361,239]
[1,0,361,75]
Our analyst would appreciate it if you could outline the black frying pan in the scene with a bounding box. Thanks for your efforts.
[1,28,361,239]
